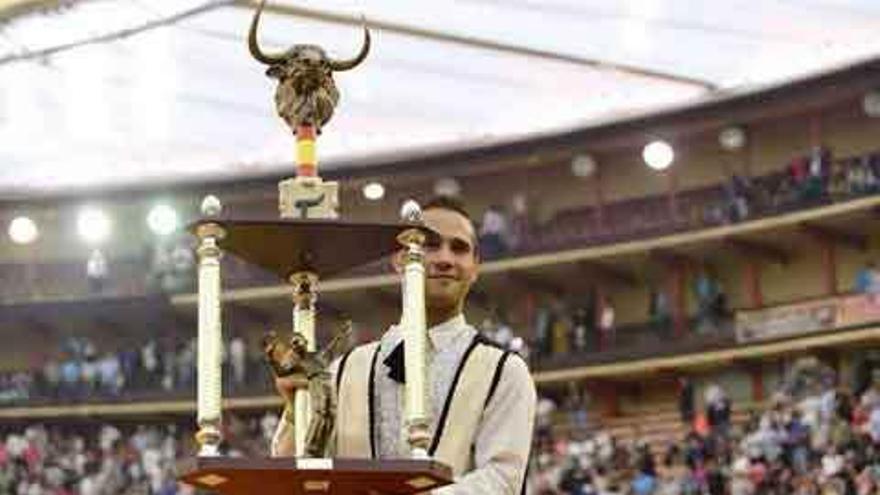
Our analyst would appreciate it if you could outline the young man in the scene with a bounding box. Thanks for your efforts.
[271,196,537,494]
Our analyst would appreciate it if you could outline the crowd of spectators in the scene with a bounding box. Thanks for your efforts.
[700,148,878,227]
[0,411,280,495]
[2,355,880,494]
[0,423,187,494]
[530,358,880,494]
[83,237,195,297]
[0,149,876,304]
[500,274,727,365]
[0,335,264,407]
[145,239,196,295]
[475,150,880,259]
[4,248,873,408]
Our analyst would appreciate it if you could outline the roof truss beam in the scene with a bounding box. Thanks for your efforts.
[234,0,716,90]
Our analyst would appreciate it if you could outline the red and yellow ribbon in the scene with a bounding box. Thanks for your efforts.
[296,124,317,177]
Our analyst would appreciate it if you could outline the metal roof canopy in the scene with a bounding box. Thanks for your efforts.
[0,0,879,197]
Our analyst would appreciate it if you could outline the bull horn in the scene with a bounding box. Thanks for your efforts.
[328,22,370,71]
[248,0,285,65]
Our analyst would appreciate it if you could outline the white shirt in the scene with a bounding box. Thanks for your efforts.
[230,338,246,367]
[99,356,119,386]
[600,306,615,330]
[376,315,536,494]
[480,209,508,236]
[494,325,514,348]
[537,397,557,428]
[374,315,476,458]
[870,407,880,443]
[86,250,107,279]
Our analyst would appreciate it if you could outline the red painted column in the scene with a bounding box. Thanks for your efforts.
[809,114,823,148]
[820,241,838,295]
[750,363,764,403]
[593,168,605,232]
[667,167,680,223]
[524,292,535,340]
[669,262,687,338]
[600,381,620,418]
[24,262,36,295]
[744,261,764,308]
[828,350,841,375]
[595,286,607,351]
[744,133,754,179]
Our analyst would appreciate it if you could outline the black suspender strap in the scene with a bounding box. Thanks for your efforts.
[483,351,512,410]
[334,347,355,398]
[428,335,481,456]
[367,345,380,459]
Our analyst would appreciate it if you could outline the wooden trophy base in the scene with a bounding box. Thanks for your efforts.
[180,456,453,494]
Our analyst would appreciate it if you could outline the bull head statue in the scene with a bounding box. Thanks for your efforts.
[248,0,371,134]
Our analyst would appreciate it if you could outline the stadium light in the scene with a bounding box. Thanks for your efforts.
[77,207,111,245]
[434,177,461,197]
[147,204,179,236]
[863,90,880,118]
[718,126,747,151]
[8,216,38,245]
[642,140,674,171]
[571,154,597,178]
[362,182,385,201]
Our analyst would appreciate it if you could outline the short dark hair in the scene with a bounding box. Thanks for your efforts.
[422,195,472,224]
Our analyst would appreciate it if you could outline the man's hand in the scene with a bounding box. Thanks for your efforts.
[271,373,308,457]
[275,373,309,403]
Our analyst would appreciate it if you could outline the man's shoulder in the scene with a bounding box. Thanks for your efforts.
[331,341,380,372]
[469,336,533,386]
[335,341,381,365]
[472,332,507,351]
[349,340,383,352]
[500,358,534,392]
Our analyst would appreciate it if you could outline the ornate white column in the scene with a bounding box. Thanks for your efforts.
[398,200,430,458]
[195,195,225,457]
[290,271,318,457]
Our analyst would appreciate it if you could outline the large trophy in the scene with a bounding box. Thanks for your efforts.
[179,1,452,493]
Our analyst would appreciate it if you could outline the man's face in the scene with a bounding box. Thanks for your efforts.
[421,208,479,313]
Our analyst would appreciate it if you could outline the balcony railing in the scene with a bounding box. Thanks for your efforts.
[1,150,878,302]
[1,293,877,410]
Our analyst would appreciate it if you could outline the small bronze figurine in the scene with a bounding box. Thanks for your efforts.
[263,321,352,457]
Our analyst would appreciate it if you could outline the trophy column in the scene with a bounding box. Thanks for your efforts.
[195,196,225,456]
[278,122,337,457]
[289,271,318,457]
[398,201,430,458]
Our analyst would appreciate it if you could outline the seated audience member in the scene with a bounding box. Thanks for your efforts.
[854,261,879,294]
[479,205,510,260]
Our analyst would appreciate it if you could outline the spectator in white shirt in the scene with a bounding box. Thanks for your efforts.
[479,205,510,260]
[86,249,108,294]
[229,336,247,389]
